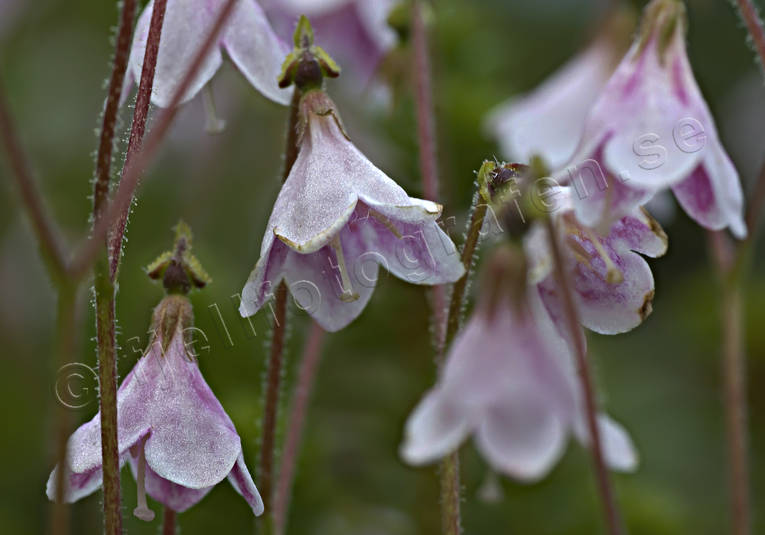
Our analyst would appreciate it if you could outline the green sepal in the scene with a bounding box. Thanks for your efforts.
[278,15,341,91]
[145,220,212,295]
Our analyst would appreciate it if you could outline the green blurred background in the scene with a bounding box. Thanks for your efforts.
[1,0,764,533]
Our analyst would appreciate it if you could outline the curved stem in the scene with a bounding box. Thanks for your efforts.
[543,217,624,535]
[273,322,325,535]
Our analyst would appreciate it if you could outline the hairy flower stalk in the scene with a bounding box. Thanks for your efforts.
[47,224,264,524]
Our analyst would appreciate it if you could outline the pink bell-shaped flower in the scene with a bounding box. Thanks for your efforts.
[239,88,464,332]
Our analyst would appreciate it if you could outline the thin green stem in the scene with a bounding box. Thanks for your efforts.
[445,201,488,346]
[544,217,624,535]
[94,259,122,535]
[259,89,301,533]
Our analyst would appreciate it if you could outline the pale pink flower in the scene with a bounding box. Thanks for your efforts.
[47,296,263,519]
[401,247,637,480]
[561,0,746,237]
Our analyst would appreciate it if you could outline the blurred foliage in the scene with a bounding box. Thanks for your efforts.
[1,0,764,534]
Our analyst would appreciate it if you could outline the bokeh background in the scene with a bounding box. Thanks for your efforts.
[1,0,764,533]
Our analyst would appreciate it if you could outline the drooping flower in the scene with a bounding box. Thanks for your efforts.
[125,0,292,108]
[400,245,637,480]
[264,0,398,86]
[239,19,464,332]
[47,224,263,520]
[523,183,668,337]
[485,9,634,170]
[560,0,746,237]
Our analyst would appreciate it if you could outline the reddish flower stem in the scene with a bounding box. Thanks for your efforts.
[544,217,624,535]
[709,230,751,535]
[162,507,176,535]
[93,0,137,224]
[0,82,66,281]
[272,322,325,535]
[735,0,765,72]
[107,0,167,280]
[411,3,459,533]
[411,0,448,351]
[68,0,239,280]
[734,0,765,236]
